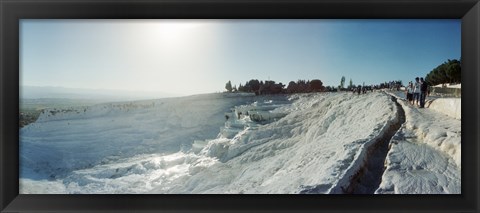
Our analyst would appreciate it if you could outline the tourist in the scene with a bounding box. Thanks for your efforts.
[413,77,420,106]
[419,77,429,108]
[405,82,414,105]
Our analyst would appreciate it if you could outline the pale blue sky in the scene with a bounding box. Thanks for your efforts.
[20,19,460,96]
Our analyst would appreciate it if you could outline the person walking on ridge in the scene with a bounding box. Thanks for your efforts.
[413,77,421,106]
[405,81,414,105]
[419,77,429,108]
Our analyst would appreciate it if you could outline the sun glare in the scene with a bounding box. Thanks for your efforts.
[129,20,221,95]
[146,21,205,47]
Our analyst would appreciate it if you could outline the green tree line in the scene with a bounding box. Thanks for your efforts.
[425,59,461,86]
[225,79,325,95]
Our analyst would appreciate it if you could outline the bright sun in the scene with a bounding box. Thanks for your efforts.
[147,21,204,46]
[131,20,219,95]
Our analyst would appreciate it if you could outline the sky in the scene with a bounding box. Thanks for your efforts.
[20,19,461,96]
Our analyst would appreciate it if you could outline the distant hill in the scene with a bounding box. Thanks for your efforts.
[21,86,180,101]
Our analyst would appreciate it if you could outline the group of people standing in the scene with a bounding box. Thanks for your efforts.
[352,85,368,95]
[405,77,429,108]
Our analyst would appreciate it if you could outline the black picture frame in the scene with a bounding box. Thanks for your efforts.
[1,0,479,212]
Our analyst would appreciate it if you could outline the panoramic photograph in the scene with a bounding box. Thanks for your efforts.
[19,19,461,194]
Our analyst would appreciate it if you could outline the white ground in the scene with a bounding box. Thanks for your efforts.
[428,98,461,120]
[19,91,461,194]
[433,83,461,89]
[375,91,461,194]
[154,92,398,194]
[20,93,258,181]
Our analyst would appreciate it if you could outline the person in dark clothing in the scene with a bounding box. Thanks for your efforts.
[419,77,429,108]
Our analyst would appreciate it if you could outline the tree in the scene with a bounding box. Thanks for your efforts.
[248,79,261,94]
[225,80,232,92]
[446,59,461,83]
[340,76,346,90]
[349,79,353,89]
[309,79,323,92]
[297,80,309,93]
[238,83,244,92]
[242,81,251,92]
[425,59,461,85]
[287,81,297,93]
